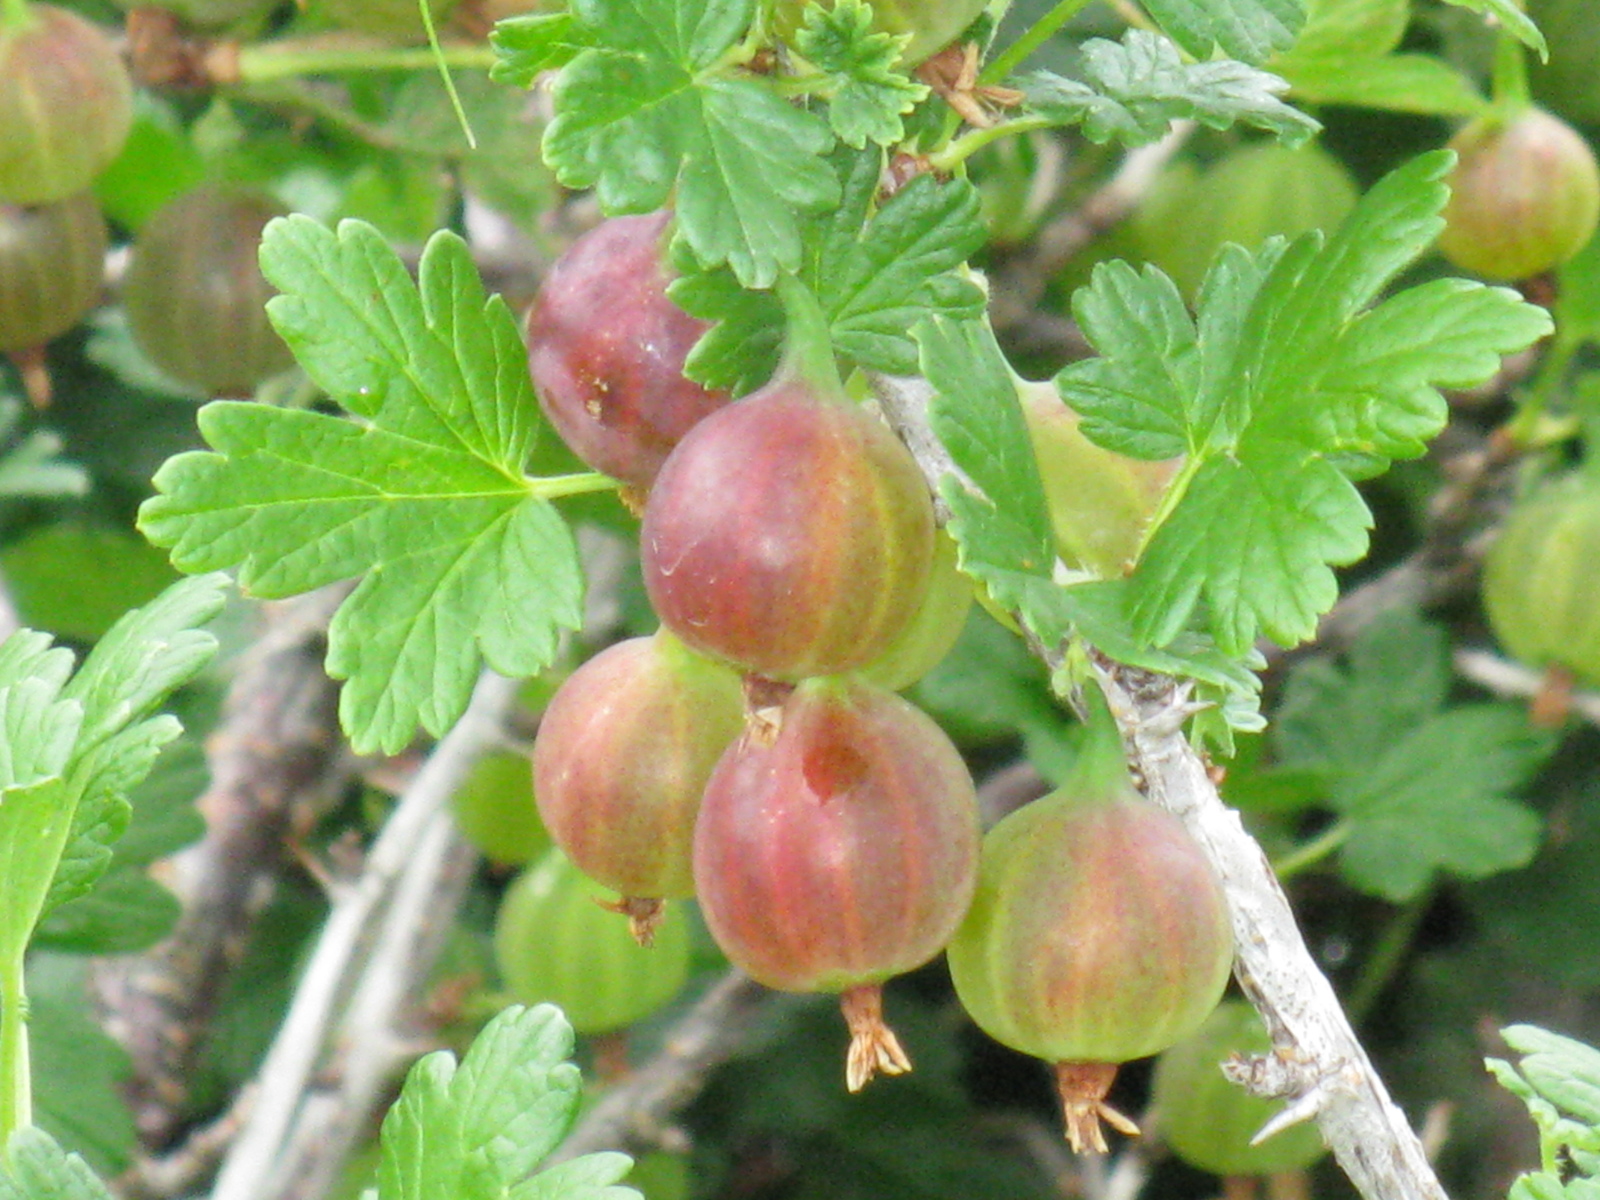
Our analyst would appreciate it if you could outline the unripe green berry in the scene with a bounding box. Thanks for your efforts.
[1438,107,1600,282]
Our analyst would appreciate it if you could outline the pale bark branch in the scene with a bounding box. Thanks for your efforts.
[94,588,349,1151]
[206,669,521,1200]
[872,372,1450,1200]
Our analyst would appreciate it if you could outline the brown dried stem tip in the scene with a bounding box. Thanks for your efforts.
[1054,1061,1140,1154]
[597,895,666,948]
[841,984,911,1092]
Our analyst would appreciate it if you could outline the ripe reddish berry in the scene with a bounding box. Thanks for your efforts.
[694,676,979,1090]
[641,377,935,680]
[533,630,744,944]
[526,212,731,491]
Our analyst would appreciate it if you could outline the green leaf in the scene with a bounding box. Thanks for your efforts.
[1276,54,1488,116]
[376,1005,636,1200]
[542,0,838,288]
[140,220,586,755]
[1502,1024,1600,1125]
[673,148,985,388]
[490,14,594,86]
[0,778,77,970]
[914,316,1054,613]
[46,574,227,915]
[1060,152,1552,653]
[1265,0,1489,116]
[1437,0,1548,59]
[1022,31,1319,147]
[1275,0,1409,63]
[1140,0,1305,63]
[795,0,928,149]
[33,869,182,954]
[1275,609,1553,900]
[1334,706,1547,900]
[0,1127,113,1200]
[30,955,138,1176]
[510,1154,636,1200]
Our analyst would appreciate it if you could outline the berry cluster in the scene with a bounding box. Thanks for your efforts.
[517,210,1236,1146]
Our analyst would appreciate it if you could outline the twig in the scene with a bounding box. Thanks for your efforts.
[114,1094,252,1200]
[872,372,1450,1200]
[273,808,481,1200]
[547,971,771,1164]
[207,670,521,1200]
[93,588,348,1150]
[1454,647,1600,728]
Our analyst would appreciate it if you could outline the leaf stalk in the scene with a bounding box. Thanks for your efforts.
[930,115,1056,172]
[234,39,497,84]
[0,954,31,1147]
[1270,820,1350,881]
[979,0,1096,86]
[524,472,621,501]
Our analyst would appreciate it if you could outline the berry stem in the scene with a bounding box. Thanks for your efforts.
[930,115,1057,173]
[234,38,496,83]
[840,983,911,1092]
[597,895,667,948]
[1489,28,1531,117]
[1053,1061,1138,1154]
[978,0,1095,86]
[772,272,845,398]
[1345,890,1431,1025]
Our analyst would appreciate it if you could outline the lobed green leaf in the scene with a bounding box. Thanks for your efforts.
[674,149,985,389]
[542,0,837,288]
[1275,609,1554,899]
[1140,0,1305,63]
[375,1005,636,1200]
[795,0,927,149]
[0,1128,113,1200]
[1061,151,1552,654]
[141,220,585,755]
[1023,30,1319,147]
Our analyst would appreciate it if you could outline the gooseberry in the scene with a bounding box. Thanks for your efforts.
[121,184,295,397]
[0,4,133,205]
[532,629,744,943]
[694,675,979,1090]
[1019,380,1178,578]
[1481,471,1600,687]
[526,211,731,491]
[1152,1000,1326,1177]
[0,192,107,354]
[947,701,1233,1152]
[1438,106,1600,282]
[641,374,935,680]
[494,848,690,1036]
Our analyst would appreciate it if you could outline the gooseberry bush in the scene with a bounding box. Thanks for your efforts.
[6,0,1600,1198]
